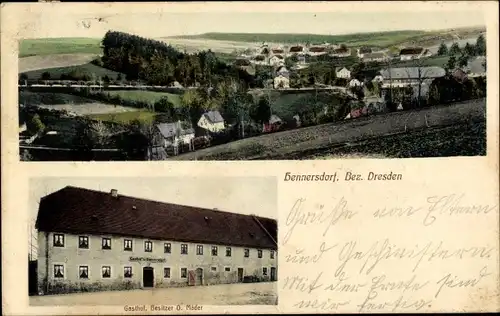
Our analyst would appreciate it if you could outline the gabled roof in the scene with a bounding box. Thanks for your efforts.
[336,67,350,72]
[380,66,446,79]
[399,47,424,55]
[276,65,289,73]
[289,46,304,53]
[203,110,224,124]
[362,52,388,60]
[156,123,194,138]
[358,46,372,54]
[35,186,277,250]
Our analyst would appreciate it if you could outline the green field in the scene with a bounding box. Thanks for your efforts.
[21,63,124,80]
[19,91,95,105]
[107,90,182,106]
[86,110,157,124]
[19,38,102,57]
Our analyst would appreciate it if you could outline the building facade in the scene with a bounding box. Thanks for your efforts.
[35,186,277,294]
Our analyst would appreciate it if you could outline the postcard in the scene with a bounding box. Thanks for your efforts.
[1,1,499,315]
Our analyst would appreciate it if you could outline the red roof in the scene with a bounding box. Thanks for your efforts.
[36,186,277,249]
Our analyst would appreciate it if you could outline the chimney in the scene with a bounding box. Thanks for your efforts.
[110,189,118,198]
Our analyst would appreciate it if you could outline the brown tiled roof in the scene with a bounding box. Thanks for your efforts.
[400,47,424,55]
[35,186,277,250]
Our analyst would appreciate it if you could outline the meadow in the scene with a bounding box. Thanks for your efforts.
[106,90,182,107]
[86,110,157,124]
[19,38,102,57]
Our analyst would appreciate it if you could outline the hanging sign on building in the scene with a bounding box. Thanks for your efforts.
[129,256,166,263]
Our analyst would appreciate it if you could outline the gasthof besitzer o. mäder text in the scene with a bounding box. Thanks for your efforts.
[283,171,403,182]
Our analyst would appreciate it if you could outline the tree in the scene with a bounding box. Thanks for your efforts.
[446,56,457,72]
[116,73,122,81]
[475,34,486,56]
[27,114,45,135]
[250,97,272,126]
[458,54,469,68]
[41,72,51,81]
[437,42,448,56]
[463,42,475,57]
[449,42,461,56]
[19,73,28,82]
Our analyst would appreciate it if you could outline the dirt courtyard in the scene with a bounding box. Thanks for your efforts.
[30,282,278,306]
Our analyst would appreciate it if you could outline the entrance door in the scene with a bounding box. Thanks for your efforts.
[237,268,244,282]
[195,268,203,286]
[270,267,277,281]
[188,270,196,286]
[143,267,154,287]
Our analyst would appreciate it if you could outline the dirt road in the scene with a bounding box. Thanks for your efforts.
[30,282,278,306]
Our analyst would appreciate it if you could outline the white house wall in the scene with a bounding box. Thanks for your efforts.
[38,231,277,294]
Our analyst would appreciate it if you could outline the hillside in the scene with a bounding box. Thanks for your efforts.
[167,26,485,48]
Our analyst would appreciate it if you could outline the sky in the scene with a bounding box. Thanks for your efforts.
[28,176,277,226]
[20,8,486,39]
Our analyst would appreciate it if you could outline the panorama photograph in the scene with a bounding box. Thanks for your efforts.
[28,177,278,306]
[18,10,487,161]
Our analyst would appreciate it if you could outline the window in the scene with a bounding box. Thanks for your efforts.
[225,267,231,272]
[244,249,249,257]
[53,234,64,247]
[196,245,203,255]
[54,264,64,278]
[78,236,89,249]
[164,268,171,278]
[211,246,218,256]
[263,267,268,276]
[164,243,171,253]
[258,250,263,258]
[181,244,188,254]
[102,266,111,278]
[180,268,187,278]
[225,247,232,257]
[144,241,153,252]
[102,238,111,250]
[79,266,89,279]
[124,239,133,251]
[270,250,275,259]
[124,267,132,278]
[211,266,217,272]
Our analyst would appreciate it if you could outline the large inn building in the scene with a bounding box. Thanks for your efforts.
[35,186,278,294]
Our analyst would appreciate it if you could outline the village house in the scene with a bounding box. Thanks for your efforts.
[274,66,290,89]
[233,58,256,76]
[269,55,285,67]
[379,66,446,87]
[357,46,372,58]
[399,47,432,61]
[34,186,278,294]
[198,111,225,133]
[335,67,351,79]
[349,78,363,88]
[287,45,305,57]
[252,54,268,66]
[155,121,195,148]
[362,51,390,63]
[329,46,351,58]
[307,45,328,57]
[274,74,290,89]
[271,47,285,56]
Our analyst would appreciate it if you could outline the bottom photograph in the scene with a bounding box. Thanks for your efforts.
[28,176,278,306]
